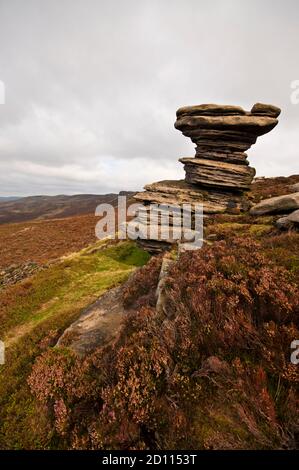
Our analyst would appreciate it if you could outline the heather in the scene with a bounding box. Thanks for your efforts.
[0,241,149,448]
[0,175,298,450]
[27,233,299,449]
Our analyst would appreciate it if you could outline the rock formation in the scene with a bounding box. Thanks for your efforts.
[250,192,299,216]
[276,209,299,229]
[249,184,299,230]
[134,103,280,252]
[57,285,125,357]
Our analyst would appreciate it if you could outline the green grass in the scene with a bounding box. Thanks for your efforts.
[0,240,149,338]
[248,224,272,237]
[0,240,150,449]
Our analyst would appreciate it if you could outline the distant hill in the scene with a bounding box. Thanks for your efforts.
[0,197,20,202]
[0,192,136,225]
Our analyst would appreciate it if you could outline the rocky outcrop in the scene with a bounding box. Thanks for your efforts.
[179,158,256,189]
[134,103,280,252]
[57,286,125,357]
[0,261,43,288]
[134,180,250,213]
[276,209,299,229]
[155,257,175,320]
[56,255,176,355]
[250,103,281,118]
[250,192,299,215]
[174,103,279,191]
[289,182,299,193]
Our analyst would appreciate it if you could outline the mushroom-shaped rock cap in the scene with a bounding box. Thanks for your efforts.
[176,104,246,118]
[175,114,278,136]
[251,102,281,118]
[175,102,280,138]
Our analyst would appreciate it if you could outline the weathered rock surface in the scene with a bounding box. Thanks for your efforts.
[287,209,299,223]
[0,261,43,288]
[194,150,249,165]
[276,209,299,229]
[289,182,299,193]
[180,158,256,190]
[155,257,175,320]
[57,286,125,357]
[176,104,246,117]
[250,192,299,216]
[134,102,280,253]
[135,180,250,213]
[136,239,173,254]
[175,114,278,136]
[251,102,281,118]
[175,103,279,194]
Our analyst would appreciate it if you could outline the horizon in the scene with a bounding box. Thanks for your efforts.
[2,173,299,199]
[0,191,137,199]
[1,0,299,196]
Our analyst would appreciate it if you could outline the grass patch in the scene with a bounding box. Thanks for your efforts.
[248,224,273,237]
[0,241,149,337]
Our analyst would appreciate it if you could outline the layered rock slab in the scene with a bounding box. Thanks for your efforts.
[134,180,250,213]
[175,103,278,193]
[57,286,125,357]
[134,102,280,252]
[276,209,299,229]
[180,158,256,190]
[250,192,299,215]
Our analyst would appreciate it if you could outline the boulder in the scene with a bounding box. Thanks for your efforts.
[288,208,299,223]
[251,102,281,118]
[57,286,125,357]
[250,192,299,215]
[289,182,299,193]
[276,209,299,229]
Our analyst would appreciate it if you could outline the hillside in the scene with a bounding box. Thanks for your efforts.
[0,176,298,450]
[0,192,135,225]
[0,214,100,273]
[0,197,20,202]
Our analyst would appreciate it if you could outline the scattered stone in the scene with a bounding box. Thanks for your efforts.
[276,209,299,229]
[252,176,266,184]
[155,257,175,320]
[250,192,299,216]
[288,209,299,223]
[0,261,42,288]
[289,182,299,193]
[206,233,218,241]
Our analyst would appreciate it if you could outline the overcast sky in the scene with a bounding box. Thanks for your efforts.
[0,0,298,196]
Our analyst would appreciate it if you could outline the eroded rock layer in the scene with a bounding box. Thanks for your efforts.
[180,158,256,190]
[134,180,250,213]
[134,102,280,252]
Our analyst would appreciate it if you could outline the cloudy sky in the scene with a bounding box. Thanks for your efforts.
[0,0,298,196]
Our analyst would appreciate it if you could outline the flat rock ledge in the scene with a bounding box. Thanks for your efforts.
[57,286,125,357]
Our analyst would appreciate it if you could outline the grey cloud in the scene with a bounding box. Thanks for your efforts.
[0,0,298,196]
